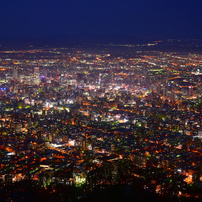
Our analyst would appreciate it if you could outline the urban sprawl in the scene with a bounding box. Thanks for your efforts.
[0,43,201,200]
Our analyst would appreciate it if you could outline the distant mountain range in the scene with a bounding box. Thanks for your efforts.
[0,34,202,52]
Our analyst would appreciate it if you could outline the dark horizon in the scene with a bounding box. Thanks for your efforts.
[1,35,202,54]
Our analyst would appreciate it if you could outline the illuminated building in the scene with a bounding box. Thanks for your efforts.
[34,67,40,85]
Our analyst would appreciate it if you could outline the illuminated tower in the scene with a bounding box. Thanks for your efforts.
[34,67,40,85]
[98,73,101,85]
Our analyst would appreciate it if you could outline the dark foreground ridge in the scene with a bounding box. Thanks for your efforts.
[0,180,201,202]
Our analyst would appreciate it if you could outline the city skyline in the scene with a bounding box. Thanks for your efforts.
[0,1,202,200]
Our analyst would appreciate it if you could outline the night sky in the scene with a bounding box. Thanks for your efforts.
[0,0,202,39]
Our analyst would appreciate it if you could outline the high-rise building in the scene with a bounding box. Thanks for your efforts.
[34,67,40,85]
[98,73,101,85]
